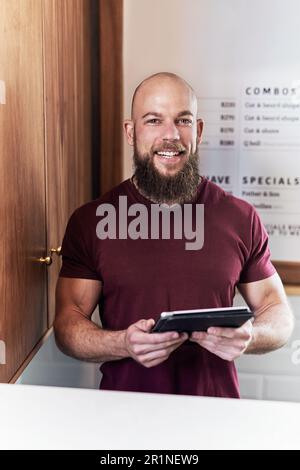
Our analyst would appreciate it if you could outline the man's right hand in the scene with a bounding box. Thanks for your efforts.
[124,319,188,368]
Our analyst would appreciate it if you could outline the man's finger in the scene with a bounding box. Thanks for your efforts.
[133,328,180,344]
[133,334,188,355]
[138,334,188,364]
[207,320,253,339]
[140,343,180,364]
[207,327,236,338]
[135,318,156,332]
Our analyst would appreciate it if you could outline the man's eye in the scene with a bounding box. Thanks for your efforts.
[177,118,192,125]
[146,119,161,124]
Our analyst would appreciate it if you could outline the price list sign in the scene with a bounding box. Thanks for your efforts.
[198,85,300,282]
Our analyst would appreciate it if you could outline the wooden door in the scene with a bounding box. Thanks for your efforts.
[0,0,120,382]
[0,0,48,382]
[99,0,123,194]
[43,0,93,326]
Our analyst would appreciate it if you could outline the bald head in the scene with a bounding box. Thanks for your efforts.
[124,71,203,185]
[131,72,197,120]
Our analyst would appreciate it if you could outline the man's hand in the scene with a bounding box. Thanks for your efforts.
[189,320,253,361]
[125,319,188,368]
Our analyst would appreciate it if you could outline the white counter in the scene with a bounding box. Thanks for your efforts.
[0,383,299,450]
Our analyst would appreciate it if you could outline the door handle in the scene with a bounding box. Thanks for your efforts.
[38,256,52,266]
[50,246,62,256]
[38,246,61,266]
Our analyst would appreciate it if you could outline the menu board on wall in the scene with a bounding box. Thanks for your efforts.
[198,83,300,262]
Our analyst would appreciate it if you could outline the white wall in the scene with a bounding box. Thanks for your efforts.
[17,311,102,389]
[17,333,102,389]
[234,294,300,401]
[123,0,300,181]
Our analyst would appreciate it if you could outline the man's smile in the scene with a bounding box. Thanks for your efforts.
[154,148,186,164]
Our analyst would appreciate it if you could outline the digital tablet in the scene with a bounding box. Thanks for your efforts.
[151,306,253,333]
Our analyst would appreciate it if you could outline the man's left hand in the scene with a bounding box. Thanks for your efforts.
[189,320,253,361]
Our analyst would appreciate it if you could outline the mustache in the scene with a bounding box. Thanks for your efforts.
[153,143,186,153]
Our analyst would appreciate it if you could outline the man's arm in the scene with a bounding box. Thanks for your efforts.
[190,272,294,361]
[54,277,128,362]
[238,272,294,354]
[54,277,188,366]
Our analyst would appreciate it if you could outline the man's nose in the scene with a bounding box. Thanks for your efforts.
[161,121,180,140]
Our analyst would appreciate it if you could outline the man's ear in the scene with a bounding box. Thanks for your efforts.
[196,118,204,144]
[124,120,134,146]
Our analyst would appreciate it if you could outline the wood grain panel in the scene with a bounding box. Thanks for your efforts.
[43,0,93,325]
[99,0,123,194]
[0,0,47,382]
[273,261,300,286]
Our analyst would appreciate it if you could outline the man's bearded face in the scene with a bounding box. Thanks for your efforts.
[133,136,200,204]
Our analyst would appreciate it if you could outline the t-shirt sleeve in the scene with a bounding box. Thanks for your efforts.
[238,207,276,284]
[59,208,101,281]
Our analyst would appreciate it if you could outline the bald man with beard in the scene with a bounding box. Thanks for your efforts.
[54,72,293,397]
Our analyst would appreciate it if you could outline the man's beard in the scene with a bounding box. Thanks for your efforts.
[132,143,201,204]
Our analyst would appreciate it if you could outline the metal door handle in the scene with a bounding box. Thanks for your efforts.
[38,256,52,266]
[50,246,62,256]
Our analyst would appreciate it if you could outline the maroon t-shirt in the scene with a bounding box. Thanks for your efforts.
[59,177,276,397]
